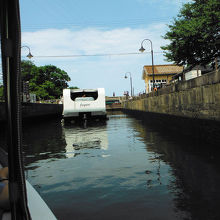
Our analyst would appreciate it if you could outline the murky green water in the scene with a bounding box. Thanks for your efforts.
[22,112,220,220]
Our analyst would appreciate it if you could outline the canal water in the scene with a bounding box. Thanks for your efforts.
[11,112,220,219]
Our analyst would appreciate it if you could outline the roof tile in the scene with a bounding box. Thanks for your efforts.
[144,64,183,74]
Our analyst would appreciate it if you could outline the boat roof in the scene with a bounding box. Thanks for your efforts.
[70,89,98,93]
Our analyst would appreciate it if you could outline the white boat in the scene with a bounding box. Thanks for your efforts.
[0,164,56,220]
[63,88,107,121]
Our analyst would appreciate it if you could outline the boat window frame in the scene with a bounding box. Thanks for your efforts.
[70,90,98,101]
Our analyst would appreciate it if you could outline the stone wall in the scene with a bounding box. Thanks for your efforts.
[0,102,63,122]
[123,70,220,121]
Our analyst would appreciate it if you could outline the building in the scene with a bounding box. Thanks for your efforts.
[172,65,214,82]
[184,68,202,81]
[142,64,183,93]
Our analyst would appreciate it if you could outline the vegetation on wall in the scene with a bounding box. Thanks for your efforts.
[161,0,220,67]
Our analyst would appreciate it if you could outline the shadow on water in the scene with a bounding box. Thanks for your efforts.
[23,118,109,165]
[63,118,107,129]
[22,119,67,167]
[130,118,220,220]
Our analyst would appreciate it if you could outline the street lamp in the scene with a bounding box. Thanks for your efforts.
[124,72,133,96]
[21,45,33,59]
[139,39,155,90]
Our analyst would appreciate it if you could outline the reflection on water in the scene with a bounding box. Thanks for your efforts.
[64,122,108,158]
[132,118,220,220]
[21,112,220,220]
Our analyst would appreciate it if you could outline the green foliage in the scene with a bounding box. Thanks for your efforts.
[21,60,71,100]
[21,60,36,82]
[68,86,79,89]
[161,0,220,67]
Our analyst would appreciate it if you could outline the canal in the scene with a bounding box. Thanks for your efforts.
[6,112,220,219]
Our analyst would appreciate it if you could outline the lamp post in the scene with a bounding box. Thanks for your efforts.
[139,39,155,90]
[124,72,133,96]
[21,45,33,59]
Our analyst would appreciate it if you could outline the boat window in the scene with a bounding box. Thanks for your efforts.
[70,91,98,101]
[75,97,94,101]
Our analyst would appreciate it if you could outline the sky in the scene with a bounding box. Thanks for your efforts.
[19,0,190,96]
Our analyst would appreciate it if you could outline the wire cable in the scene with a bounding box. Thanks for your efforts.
[27,51,163,59]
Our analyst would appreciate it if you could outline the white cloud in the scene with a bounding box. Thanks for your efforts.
[22,24,167,55]
[21,24,170,96]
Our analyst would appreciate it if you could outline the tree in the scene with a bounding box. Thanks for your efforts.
[21,61,71,100]
[161,0,220,67]
[30,65,71,99]
[68,86,79,89]
[21,60,36,82]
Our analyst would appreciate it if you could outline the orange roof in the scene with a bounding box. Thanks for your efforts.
[143,64,183,75]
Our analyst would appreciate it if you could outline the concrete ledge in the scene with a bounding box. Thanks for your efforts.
[0,102,63,122]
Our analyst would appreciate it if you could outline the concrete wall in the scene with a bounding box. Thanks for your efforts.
[0,102,6,121]
[0,102,63,122]
[123,70,220,121]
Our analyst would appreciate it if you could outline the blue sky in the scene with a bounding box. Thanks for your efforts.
[20,0,190,96]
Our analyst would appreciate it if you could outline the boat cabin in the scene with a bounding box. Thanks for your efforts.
[63,88,107,121]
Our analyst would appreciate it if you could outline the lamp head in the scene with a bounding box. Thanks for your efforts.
[26,52,33,59]
[124,75,128,79]
[139,46,145,53]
